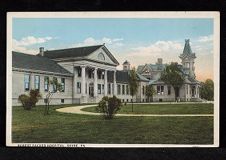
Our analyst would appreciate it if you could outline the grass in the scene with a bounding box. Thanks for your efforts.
[82,103,214,114]
[12,104,213,144]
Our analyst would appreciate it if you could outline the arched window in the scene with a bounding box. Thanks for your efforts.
[98,52,105,61]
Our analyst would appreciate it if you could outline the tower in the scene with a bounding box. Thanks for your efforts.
[179,39,196,78]
[123,60,130,71]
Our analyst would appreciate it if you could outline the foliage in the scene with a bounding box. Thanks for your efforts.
[145,85,156,102]
[160,62,185,101]
[18,90,41,110]
[44,79,63,115]
[128,67,138,111]
[97,96,122,119]
[200,79,214,101]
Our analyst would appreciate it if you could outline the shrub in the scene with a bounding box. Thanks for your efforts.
[97,96,122,119]
[29,89,41,107]
[18,89,42,110]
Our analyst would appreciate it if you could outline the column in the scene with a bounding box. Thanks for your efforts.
[113,70,117,95]
[104,70,108,96]
[81,66,86,96]
[73,67,76,98]
[94,68,97,97]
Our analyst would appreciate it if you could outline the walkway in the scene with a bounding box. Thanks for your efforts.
[56,104,214,117]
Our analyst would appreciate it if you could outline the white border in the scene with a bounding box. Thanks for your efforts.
[6,11,220,148]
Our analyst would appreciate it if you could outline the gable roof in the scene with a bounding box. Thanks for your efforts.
[137,63,166,74]
[44,45,103,59]
[12,51,73,76]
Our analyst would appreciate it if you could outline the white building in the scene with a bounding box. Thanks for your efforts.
[12,44,148,106]
[12,39,201,106]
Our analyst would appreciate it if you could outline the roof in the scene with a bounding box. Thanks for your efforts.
[12,51,73,76]
[123,60,130,65]
[183,39,193,55]
[136,73,149,82]
[137,63,166,74]
[44,45,103,59]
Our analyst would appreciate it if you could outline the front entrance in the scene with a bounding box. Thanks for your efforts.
[89,83,94,97]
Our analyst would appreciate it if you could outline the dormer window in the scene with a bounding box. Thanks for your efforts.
[98,52,105,61]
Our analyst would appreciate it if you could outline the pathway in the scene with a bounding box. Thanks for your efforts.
[56,104,214,117]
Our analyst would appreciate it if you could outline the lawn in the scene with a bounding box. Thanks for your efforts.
[82,103,214,114]
[12,104,213,144]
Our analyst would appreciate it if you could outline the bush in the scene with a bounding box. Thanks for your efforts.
[18,90,42,110]
[97,96,122,119]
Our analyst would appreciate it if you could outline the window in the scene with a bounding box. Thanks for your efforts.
[117,84,121,95]
[61,78,65,92]
[78,67,81,77]
[61,99,64,103]
[122,85,125,95]
[44,76,49,92]
[24,74,30,91]
[168,86,171,95]
[98,84,101,94]
[126,85,129,95]
[157,85,164,94]
[98,52,105,61]
[34,75,40,91]
[142,86,145,95]
[53,77,58,92]
[102,84,104,94]
[108,83,111,94]
[77,82,81,93]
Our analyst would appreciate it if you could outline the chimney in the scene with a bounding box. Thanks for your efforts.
[157,58,163,64]
[39,47,44,56]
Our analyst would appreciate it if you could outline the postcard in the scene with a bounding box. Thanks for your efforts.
[6,11,220,147]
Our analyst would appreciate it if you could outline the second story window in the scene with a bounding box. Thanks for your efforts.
[34,75,40,91]
[24,74,30,91]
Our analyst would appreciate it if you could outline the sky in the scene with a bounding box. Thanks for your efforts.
[12,18,214,81]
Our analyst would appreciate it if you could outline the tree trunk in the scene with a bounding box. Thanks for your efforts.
[132,96,133,112]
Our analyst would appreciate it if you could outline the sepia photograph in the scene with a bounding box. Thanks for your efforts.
[6,12,219,147]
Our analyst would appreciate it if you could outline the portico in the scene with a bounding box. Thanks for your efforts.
[73,64,117,103]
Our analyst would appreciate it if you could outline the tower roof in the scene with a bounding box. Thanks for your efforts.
[123,60,130,65]
[183,39,193,55]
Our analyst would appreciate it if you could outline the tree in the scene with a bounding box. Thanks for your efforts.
[160,62,185,101]
[97,96,122,119]
[145,85,156,102]
[200,79,214,101]
[44,79,63,115]
[128,67,138,112]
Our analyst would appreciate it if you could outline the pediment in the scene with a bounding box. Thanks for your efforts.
[86,46,119,65]
[141,64,152,74]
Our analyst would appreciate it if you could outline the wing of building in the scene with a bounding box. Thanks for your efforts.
[12,40,201,106]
